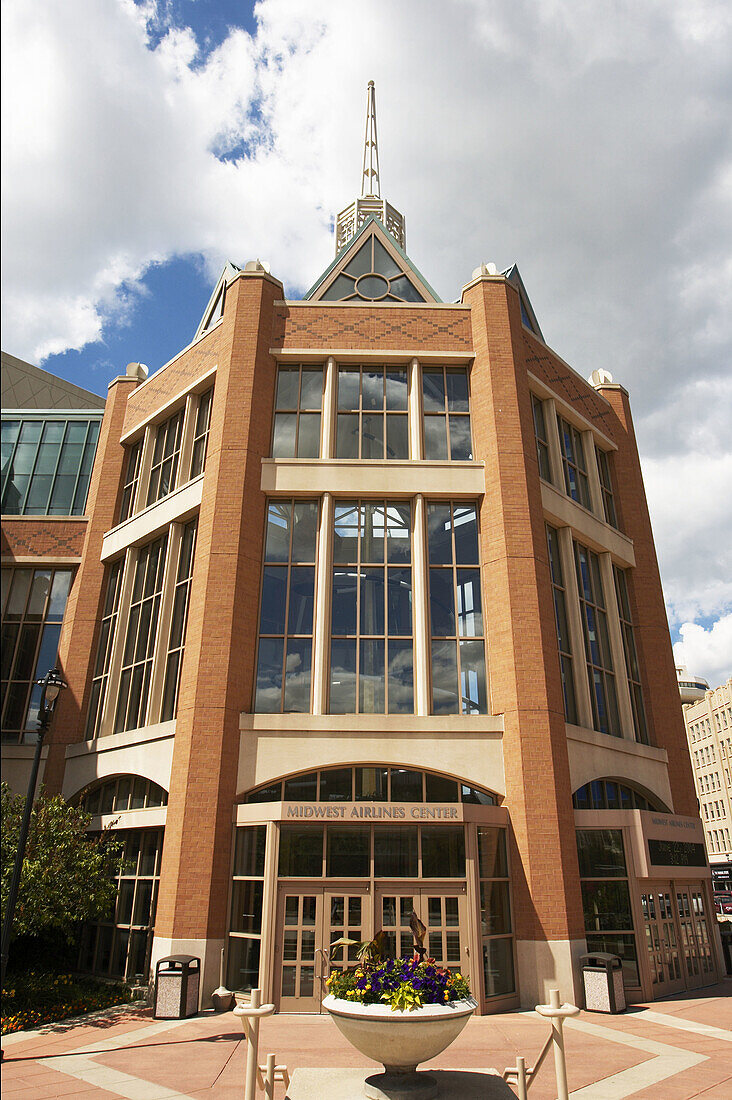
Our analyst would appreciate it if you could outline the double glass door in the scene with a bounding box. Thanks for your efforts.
[275,885,369,1011]
[275,883,470,1011]
[640,881,716,996]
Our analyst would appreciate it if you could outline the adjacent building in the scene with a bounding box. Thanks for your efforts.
[1,86,722,1011]
[678,669,732,897]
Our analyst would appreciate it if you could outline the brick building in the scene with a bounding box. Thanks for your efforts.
[1,86,722,1010]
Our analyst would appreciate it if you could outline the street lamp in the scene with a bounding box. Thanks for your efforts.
[1,668,67,991]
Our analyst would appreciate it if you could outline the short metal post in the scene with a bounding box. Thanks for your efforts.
[264,1052,276,1100]
[515,1055,527,1100]
[534,988,579,1100]
[234,988,275,1100]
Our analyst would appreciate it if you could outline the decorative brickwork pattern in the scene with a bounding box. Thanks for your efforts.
[1,519,87,560]
[522,332,613,433]
[273,305,472,351]
[123,325,225,436]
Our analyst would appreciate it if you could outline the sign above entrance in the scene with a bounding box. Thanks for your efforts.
[285,803,461,821]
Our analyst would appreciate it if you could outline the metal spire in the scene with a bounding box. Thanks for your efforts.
[361,80,381,198]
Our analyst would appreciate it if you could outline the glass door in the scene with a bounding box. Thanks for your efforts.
[375,885,470,978]
[640,884,684,996]
[275,885,370,1011]
[676,885,715,988]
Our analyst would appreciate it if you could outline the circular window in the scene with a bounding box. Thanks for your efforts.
[355,273,389,300]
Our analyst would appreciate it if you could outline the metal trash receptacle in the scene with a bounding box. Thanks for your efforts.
[154,955,200,1019]
[581,952,626,1013]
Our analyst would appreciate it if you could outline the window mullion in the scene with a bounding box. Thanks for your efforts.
[557,526,592,728]
[147,524,182,725]
[412,494,431,715]
[321,357,337,459]
[599,552,634,740]
[583,429,604,517]
[311,494,332,715]
[408,358,422,460]
[177,395,197,488]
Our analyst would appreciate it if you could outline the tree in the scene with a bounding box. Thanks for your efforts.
[1,782,123,943]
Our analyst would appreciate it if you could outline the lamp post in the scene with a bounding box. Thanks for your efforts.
[1,668,67,991]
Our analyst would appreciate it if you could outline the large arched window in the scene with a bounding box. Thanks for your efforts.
[243,765,498,806]
[573,778,669,813]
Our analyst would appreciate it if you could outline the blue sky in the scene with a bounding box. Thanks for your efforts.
[2,0,731,682]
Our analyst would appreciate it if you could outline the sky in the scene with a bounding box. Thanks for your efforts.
[2,0,731,685]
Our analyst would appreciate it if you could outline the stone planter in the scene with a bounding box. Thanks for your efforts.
[322,993,477,1099]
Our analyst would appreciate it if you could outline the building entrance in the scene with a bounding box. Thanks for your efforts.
[640,881,715,996]
[275,884,370,1011]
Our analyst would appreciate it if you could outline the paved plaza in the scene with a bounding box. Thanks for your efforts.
[2,982,731,1099]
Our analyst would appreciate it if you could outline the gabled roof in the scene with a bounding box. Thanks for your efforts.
[501,264,544,341]
[193,262,242,341]
[305,216,441,304]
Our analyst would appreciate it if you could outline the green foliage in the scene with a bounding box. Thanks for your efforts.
[385,981,424,1012]
[2,970,133,1034]
[1,782,123,943]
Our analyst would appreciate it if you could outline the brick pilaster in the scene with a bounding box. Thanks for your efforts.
[154,273,281,942]
[464,276,585,943]
[596,384,697,816]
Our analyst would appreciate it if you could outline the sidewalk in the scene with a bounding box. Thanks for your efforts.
[3,982,731,1099]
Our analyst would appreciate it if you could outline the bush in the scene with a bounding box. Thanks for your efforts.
[1,971,133,1034]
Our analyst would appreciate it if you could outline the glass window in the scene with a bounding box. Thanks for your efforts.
[161,521,198,721]
[422,367,473,461]
[422,826,465,877]
[546,525,577,724]
[120,439,143,522]
[576,828,639,987]
[596,448,618,528]
[255,500,318,713]
[574,542,620,737]
[374,827,418,876]
[1,566,74,743]
[78,827,163,982]
[427,503,487,714]
[559,418,591,509]
[613,567,649,745]
[114,535,168,733]
[320,233,426,303]
[330,502,413,714]
[327,827,370,876]
[272,367,323,459]
[576,829,627,878]
[146,410,183,505]
[2,416,100,516]
[336,366,408,461]
[190,387,214,478]
[531,395,552,482]
[572,779,668,813]
[278,826,324,876]
[85,559,124,738]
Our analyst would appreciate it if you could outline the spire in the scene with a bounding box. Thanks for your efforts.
[334,81,405,255]
[361,80,381,199]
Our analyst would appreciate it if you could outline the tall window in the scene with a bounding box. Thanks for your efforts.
[85,559,124,738]
[161,521,198,721]
[576,829,639,988]
[422,367,473,461]
[559,417,591,509]
[546,525,577,724]
[272,367,323,459]
[115,535,168,732]
[228,826,266,993]
[255,500,318,712]
[78,826,164,982]
[613,567,649,744]
[190,387,214,478]
[120,439,143,522]
[427,503,487,714]
[1,417,101,516]
[146,411,183,505]
[596,448,618,528]
[531,395,552,482]
[1,567,73,742]
[336,366,408,460]
[478,827,515,997]
[330,501,413,714]
[574,542,620,737]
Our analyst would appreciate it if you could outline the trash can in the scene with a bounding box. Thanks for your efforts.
[580,952,626,1013]
[154,955,201,1019]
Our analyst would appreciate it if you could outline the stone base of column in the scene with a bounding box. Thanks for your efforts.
[150,935,227,1010]
[515,938,586,1008]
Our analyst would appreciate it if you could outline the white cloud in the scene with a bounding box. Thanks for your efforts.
[2,0,731,656]
[674,617,732,687]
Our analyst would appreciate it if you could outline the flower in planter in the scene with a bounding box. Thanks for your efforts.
[326,951,471,1011]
